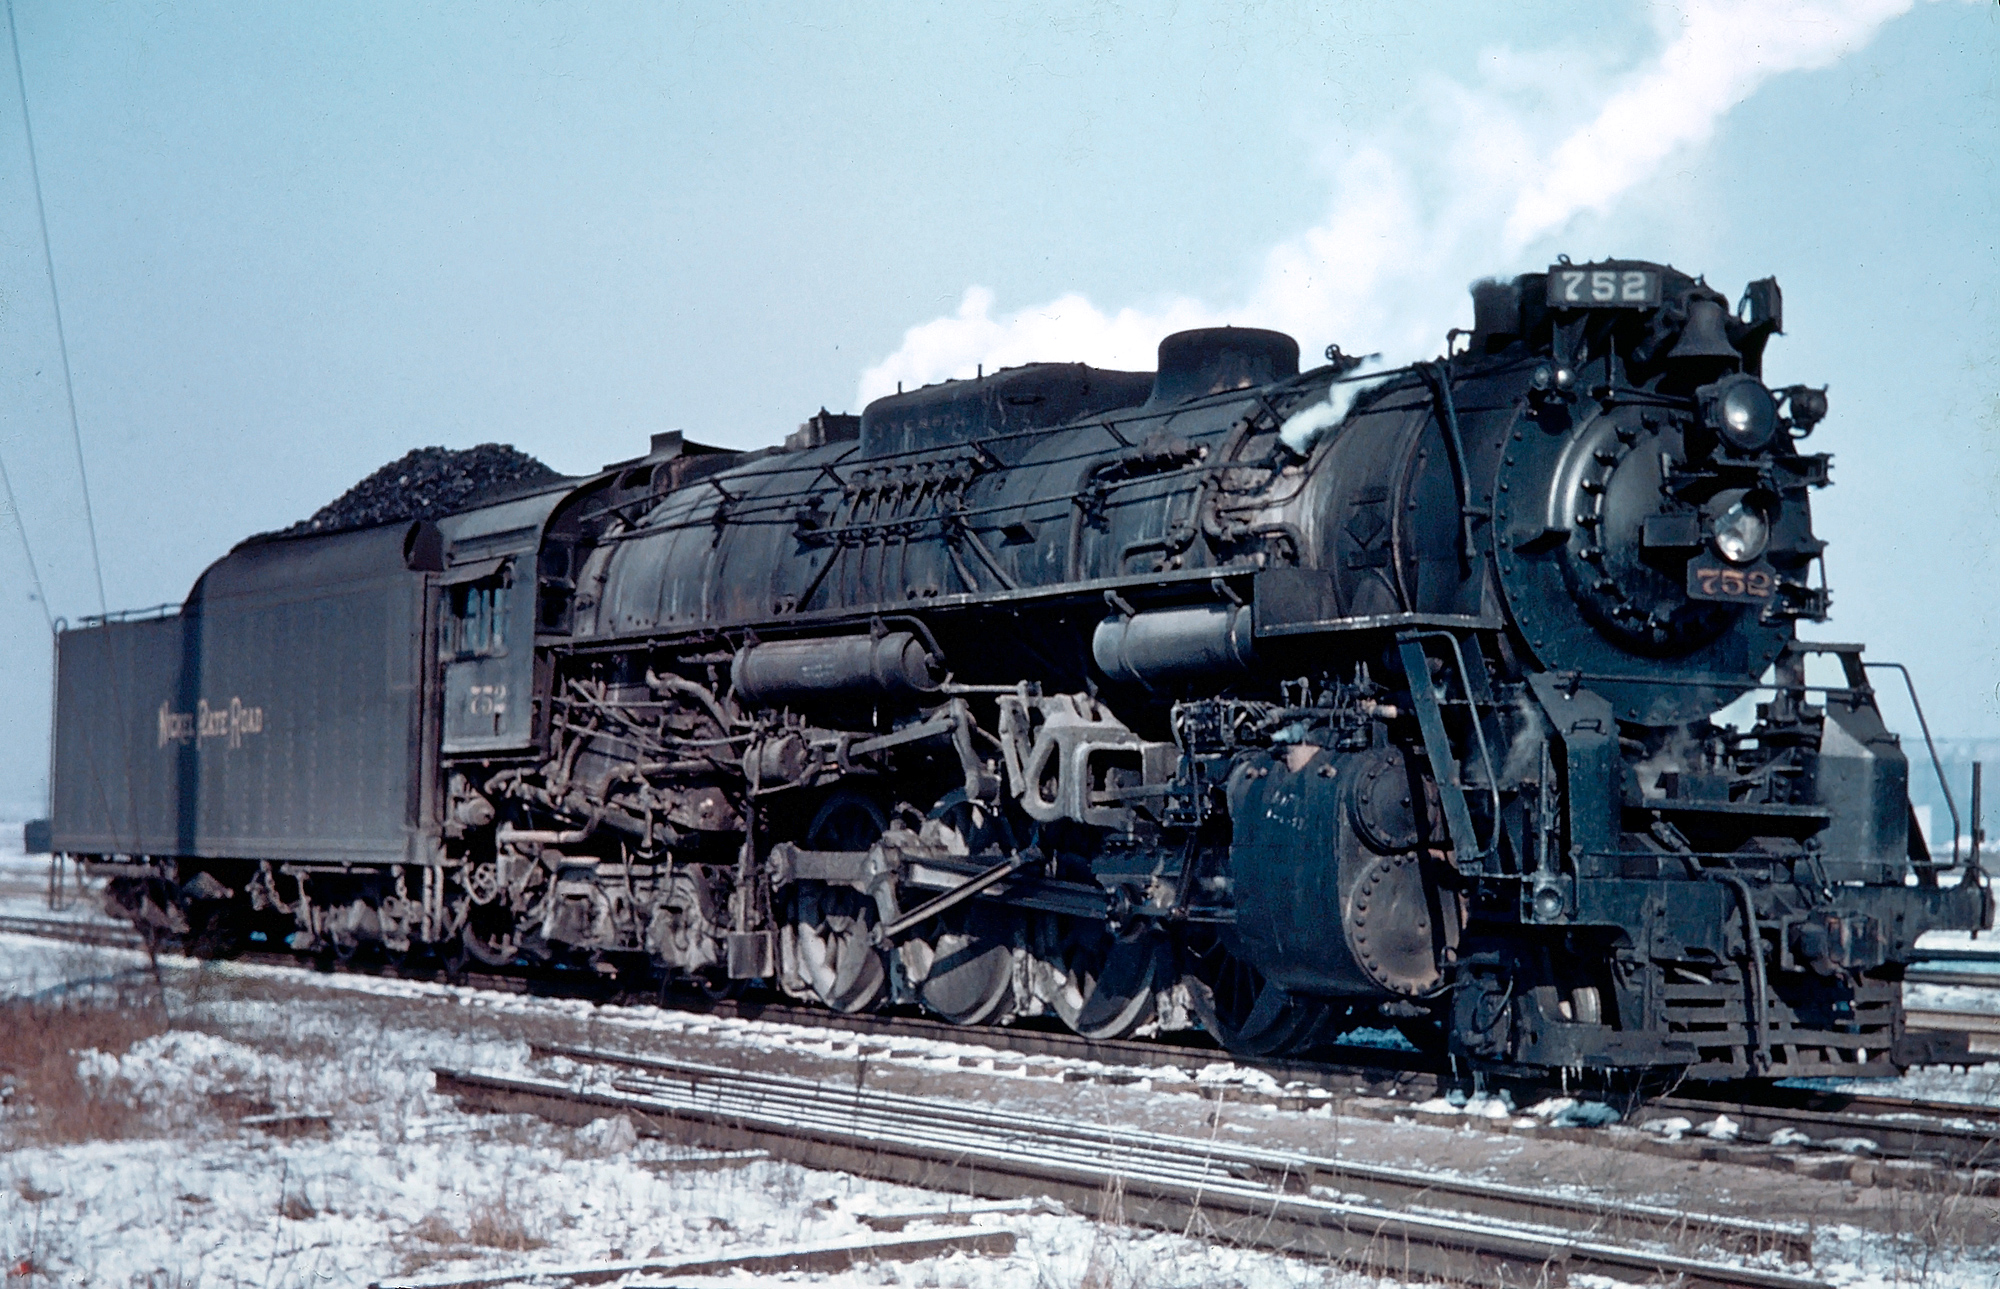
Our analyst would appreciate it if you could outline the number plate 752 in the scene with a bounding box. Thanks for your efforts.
[1687,552,1775,604]
[1546,265,1661,308]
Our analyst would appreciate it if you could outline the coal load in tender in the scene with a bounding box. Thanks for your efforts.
[282,444,561,537]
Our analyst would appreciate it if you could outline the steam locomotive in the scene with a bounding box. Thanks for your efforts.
[51,257,1990,1082]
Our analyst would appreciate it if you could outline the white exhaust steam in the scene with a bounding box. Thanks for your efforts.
[1277,361,1392,457]
[858,0,1928,408]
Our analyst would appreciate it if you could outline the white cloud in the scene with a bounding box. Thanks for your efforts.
[856,0,1919,408]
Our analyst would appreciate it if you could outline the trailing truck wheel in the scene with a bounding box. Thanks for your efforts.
[459,916,520,968]
[183,904,248,960]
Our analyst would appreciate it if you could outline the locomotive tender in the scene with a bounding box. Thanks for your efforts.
[52,258,1990,1082]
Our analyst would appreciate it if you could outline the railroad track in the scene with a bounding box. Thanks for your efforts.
[1907,969,2000,988]
[1909,1004,2000,1036]
[1637,1087,2000,1172]
[7,910,1998,1176]
[0,911,148,950]
[439,1045,1823,1289]
[0,910,1438,1093]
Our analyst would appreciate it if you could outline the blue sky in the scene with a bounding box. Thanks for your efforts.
[0,1,1993,814]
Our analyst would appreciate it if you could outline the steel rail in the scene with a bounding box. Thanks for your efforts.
[1907,967,2000,988]
[654,992,1431,1091]
[11,892,1984,1093]
[7,911,1993,1174]
[0,909,1437,1092]
[1907,1005,2000,1036]
[1712,1085,2000,1137]
[1640,1092,2000,1170]
[534,1040,1810,1262]
[436,1064,1824,1289]
[0,912,146,950]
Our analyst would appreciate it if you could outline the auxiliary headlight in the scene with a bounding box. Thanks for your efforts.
[1712,496,1771,564]
[1702,374,1778,452]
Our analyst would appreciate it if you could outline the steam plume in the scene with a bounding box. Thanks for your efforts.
[857,0,1922,407]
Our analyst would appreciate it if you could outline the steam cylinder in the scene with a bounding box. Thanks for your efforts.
[1225,745,1450,1000]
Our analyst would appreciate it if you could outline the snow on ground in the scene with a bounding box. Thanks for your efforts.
[4,842,2000,1284]
[0,825,104,928]
[2,934,1993,1287]
[0,935,1387,1289]
[1905,979,2000,1019]
[1913,928,2000,954]
[1907,927,2000,1025]
[0,929,1267,1101]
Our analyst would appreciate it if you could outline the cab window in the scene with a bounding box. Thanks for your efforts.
[446,571,510,659]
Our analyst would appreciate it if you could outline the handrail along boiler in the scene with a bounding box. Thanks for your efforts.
[51,259,1990,1082]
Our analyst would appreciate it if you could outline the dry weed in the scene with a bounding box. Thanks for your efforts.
[0,997,167,1146]
[1871,1167,1995,1284]
[407,1212,460,1244]
[765,1161,807,1209]
[393,1211,471,1276]
[465,1192,547,1251]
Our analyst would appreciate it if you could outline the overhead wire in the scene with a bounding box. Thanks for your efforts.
[8,0,130,852]
[0,448,53,633]
[7,0,108,620]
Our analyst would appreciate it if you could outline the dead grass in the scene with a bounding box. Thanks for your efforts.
[393,1205,542,1278]
[0,995,167,1146]
[465,1192,548,1251]
[1869,1166,1995,1284]
[407,1212,460,1244]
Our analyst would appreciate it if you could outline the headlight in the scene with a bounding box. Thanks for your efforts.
[1703,375,1778,452]
[1712,497,1770,564]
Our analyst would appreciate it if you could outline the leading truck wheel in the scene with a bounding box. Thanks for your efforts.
[1182,936,1336,1059]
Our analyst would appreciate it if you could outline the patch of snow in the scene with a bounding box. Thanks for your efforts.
[1191,1062,1284,1096]
[1912,929,2000,955]
[1778,1059,2000,1110]
[1818,1136,1880,1155]
[0,972,1392,1289]
[1641,1116,1693,1141]
[1692,1115,1739,1142]
[1518,1096,1621,1129]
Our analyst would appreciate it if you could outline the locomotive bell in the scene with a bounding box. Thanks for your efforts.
[1668,296,1739,366]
